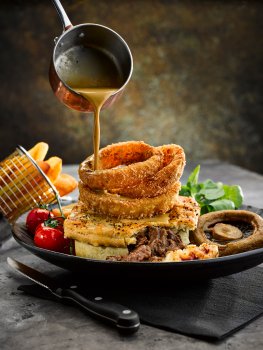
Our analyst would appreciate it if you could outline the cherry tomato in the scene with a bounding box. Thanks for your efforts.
[26,208,53,235]
[34,223,70,254]
[44,217,65,232]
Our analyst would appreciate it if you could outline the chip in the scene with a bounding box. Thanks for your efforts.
[36,160,50,174]
[45,156,62,183]
[53,173,78,197]
[52,203,76,218]
[28,142,49,161]
[27,143,77,198]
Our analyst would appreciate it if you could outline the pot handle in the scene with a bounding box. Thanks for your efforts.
[51,0,73,31]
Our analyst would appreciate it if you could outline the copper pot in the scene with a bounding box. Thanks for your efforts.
[49,0,133,112]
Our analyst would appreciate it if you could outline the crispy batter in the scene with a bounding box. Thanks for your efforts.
[79,141,163,191]
[79,181,181,219]
[79,143,185,199]
[109,144,186,198]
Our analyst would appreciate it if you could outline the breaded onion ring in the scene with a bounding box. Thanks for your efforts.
[193,210,263,256]
[79,181,181,219]
[79,141,163,191]
[108,144,185,198]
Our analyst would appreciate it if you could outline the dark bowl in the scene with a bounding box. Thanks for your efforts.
[12,205,263,285]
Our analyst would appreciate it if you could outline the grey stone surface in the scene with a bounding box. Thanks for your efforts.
[1,163,263,350]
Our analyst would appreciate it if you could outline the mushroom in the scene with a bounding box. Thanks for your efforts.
[192,210,263,256]
[211,223,243,241]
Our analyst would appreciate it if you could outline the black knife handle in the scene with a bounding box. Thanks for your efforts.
[58,287,140,334]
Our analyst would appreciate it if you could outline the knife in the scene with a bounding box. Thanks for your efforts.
[7,257,140,334]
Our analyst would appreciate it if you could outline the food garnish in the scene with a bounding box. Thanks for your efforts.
[180,165,244,214]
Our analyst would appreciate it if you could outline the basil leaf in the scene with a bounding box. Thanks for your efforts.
[179,186,191,197]
[195,193,210,205]
[222,185,244,208]
[202,179,218,189]
[199,187,225,200]
[180,164,244,214]
[210,199,235,211]
[200,205,213,215]
[187,165,200,187]
[190,183,203,197]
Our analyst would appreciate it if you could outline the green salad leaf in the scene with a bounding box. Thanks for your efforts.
[180,165,244,215]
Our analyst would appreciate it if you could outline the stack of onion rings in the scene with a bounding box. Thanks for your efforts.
[79,141,185,219]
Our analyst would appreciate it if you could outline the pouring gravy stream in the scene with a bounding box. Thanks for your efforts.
[72,88,118,170]
[55,46,124,170]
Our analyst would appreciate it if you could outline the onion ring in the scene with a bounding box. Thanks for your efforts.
[193,210,263,256]
[79,181,181,219]
[108,144,185,198]
[79,141,163,191]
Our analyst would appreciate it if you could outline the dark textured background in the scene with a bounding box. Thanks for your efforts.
[0,0,262,173]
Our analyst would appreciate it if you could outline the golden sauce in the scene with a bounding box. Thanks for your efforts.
[56,46,124,170]
[72,88,118,170]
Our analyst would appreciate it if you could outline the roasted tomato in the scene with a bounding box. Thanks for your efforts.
[26,208,53,235]
[34,221,70,254]
[44,217,65,232]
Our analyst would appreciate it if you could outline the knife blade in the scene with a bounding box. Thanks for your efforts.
[7,257,140,334]
[18,283,62,302]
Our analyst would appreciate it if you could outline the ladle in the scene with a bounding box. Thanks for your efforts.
[49,0,133,112]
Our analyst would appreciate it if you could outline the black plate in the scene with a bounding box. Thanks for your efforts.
[12,205,263,283]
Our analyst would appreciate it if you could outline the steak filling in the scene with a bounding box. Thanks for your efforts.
[107,226,185,262]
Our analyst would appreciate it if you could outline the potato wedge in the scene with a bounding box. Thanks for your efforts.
[53,173,78,197]
[52,203,75,218]
[28,142,49,161]
[45,156,62,183]
[28,142,77,197]
[36,160,50,174]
